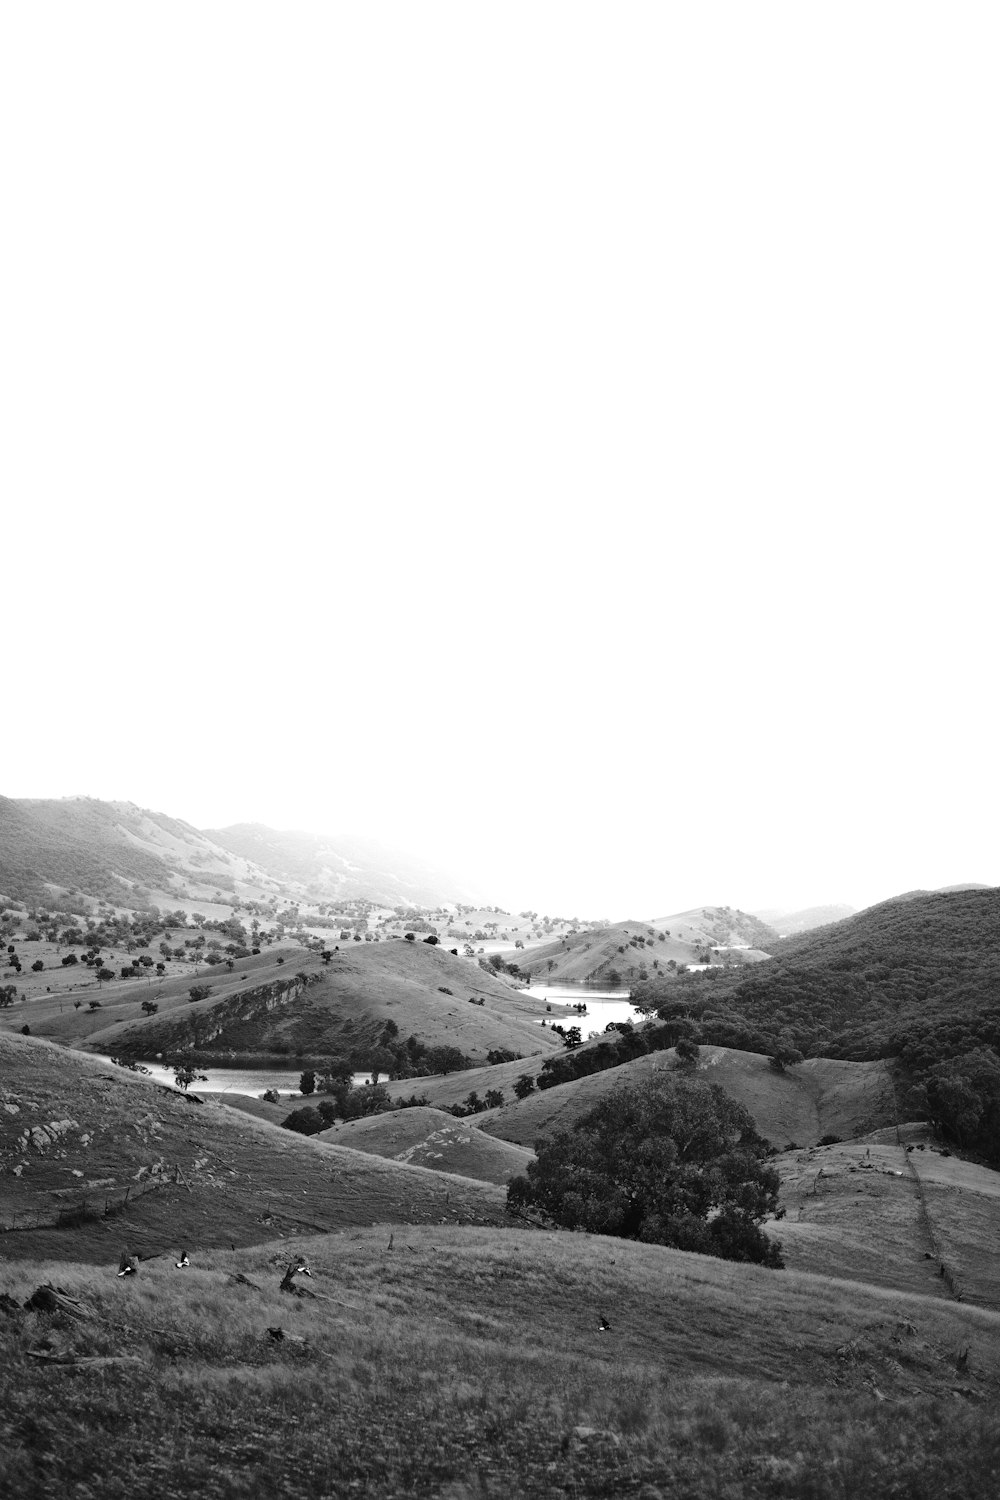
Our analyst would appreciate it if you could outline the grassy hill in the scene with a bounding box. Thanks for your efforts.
[4,1026,1000,1495]
[517,909,775,987]
[473,1046,898,1154]
[203,824,478,907]
[0,794,479,917]
[633,886,1000,1066]
[318,1106,534,1186]
[0,795,281,911]
[2,1221,998,1497]
[0,1034,506,1261]
[752,903,856,935]
[79,942,560,1069]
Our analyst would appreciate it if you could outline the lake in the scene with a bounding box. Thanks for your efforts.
[91,1056,373,1099]
[525,984,642,1039]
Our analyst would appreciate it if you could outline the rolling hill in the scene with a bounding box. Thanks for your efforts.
[0,1033,506,1261]
[0,794,476,915]
[752,903,856,935]
[632,886,1000,1066]
[511,908,775,987]
[318,1106,534,1186]
[77,941,561,1069]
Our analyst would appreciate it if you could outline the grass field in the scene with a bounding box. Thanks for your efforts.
[2,1225,998,1498]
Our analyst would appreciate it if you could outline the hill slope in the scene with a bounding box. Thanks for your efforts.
[318,1106,534,1186]
[0,794,477,915]
[87,942,560,1068]
[203,823,477,906]
[513,909,775,986]
[633,886,1000,1065]
[475,1046,898,1154]
[0,1033,505,1262]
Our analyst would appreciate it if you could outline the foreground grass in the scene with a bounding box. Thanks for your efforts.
[2,1226,999,1498]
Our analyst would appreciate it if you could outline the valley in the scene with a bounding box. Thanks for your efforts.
[1,794,999,1497]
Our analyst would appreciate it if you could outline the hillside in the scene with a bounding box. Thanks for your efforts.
[473,1046,898,1154]
[3,1224,999,1498]
[0,1033,505,1260]
[0,795,263,911]
[648,904,778,951]
[80,941,561,1069]
[752,903,856,935]
[511,909,774,987]
[203,824,477,906]
[632,886,1000,1067]
[0,794,476,916]
[318,1106,534,1186]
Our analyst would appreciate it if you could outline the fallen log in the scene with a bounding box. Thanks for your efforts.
[26,1351,146,1370]
[24,1285,93,1321]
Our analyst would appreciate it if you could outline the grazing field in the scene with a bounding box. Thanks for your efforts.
[472,1046,899,1152]
[1,1226,998,1498]
[319,1106,535,1186]
[0,1035,505,1264]
[72,942,559,1068]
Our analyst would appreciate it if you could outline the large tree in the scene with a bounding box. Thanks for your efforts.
[507,1073,783,1267]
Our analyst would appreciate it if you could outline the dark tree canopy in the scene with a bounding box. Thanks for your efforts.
[507,1074,783,1268]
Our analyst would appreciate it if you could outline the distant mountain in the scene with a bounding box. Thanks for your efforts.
[0,795,475,914]
[648,905,778,952]
[752,904,856,936]
[202,824,478,907]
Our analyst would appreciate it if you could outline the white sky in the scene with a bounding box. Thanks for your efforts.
[2,4,997,921]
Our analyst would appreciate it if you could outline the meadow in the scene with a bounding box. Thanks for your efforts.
[2,1226,998,1498]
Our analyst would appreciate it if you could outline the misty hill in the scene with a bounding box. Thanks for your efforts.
[518,908,775,985]
[88,941,561,1069]
[752,903,856,935]
[0,794,476,916]
[203,824,476,907]
[648,904,778,951]
[632,887,1000,1070]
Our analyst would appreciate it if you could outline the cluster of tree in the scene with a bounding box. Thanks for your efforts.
[282,1081,432,1133]
[507,1073,783,1267]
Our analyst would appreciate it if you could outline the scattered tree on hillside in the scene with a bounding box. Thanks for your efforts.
[299,1069,316,1095]
[513,1073,536,1099]
[508,1074,783,1266]
[173,1063,208,1092]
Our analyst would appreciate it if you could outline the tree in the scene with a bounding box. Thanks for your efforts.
[299,1069,316,1096]
[281,1106,324,1135]
[189,984,213,1002]
[513,1073,536,1100]
[173,1063,208,1092]
[31,959,44,973]
[506,1073,783,1267]
[61,953,79,967]
[141,1000,159,1016]
[484,1088,504,1109]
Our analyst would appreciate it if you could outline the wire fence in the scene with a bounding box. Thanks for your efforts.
[0,1164,189,1233]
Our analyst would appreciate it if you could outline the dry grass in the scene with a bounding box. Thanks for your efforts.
[319,1107,535,1186]
[2,1225,999,1498]
[474,1047,898,1153]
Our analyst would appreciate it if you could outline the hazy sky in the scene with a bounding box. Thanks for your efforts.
[3,5,997,921]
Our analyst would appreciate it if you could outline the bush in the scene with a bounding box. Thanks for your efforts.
[281,1106,324,1135]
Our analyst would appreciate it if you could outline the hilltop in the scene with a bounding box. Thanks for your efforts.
[752,903,856,935]
[509,908,775,987]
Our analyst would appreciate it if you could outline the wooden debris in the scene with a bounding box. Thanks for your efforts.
[24,1285,93,1321]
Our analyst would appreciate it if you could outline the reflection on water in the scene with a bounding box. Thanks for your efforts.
[90,1055,364,1099]
[526,984,643,1040]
